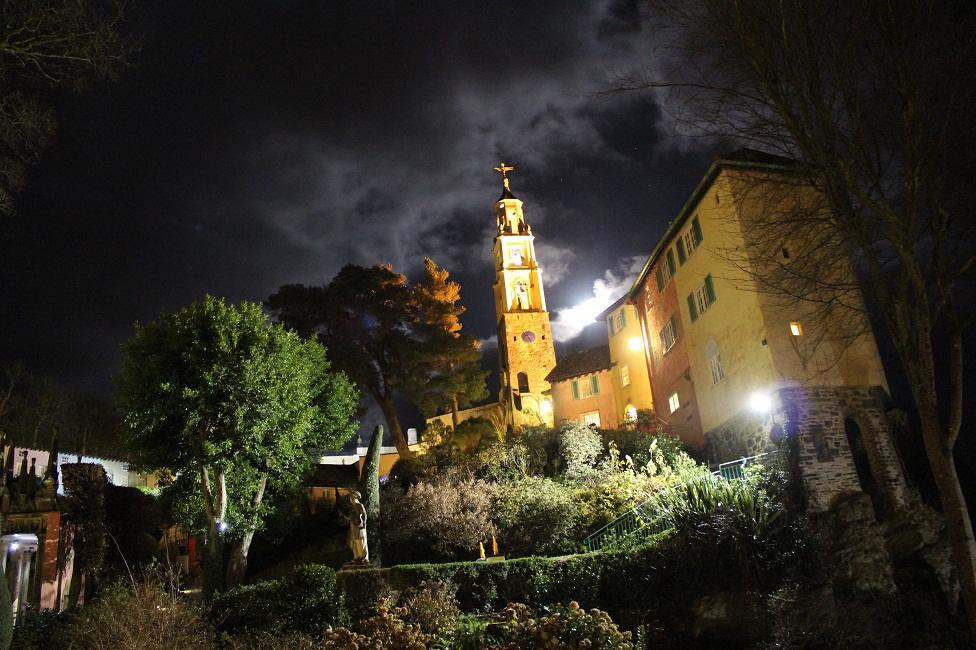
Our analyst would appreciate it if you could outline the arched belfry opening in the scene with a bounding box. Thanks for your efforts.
[844,417,881,515]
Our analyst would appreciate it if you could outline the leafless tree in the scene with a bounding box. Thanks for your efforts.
[625,0,976,630]
[0,0,135,216]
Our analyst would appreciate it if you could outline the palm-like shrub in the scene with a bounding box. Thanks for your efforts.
[649,465,802,583]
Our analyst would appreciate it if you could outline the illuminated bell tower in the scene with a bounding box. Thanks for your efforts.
[491,163,557,430]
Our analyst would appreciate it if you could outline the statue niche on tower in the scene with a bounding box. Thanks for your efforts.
[514,280,530,310]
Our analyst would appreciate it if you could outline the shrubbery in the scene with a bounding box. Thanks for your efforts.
[382,475,494,564]
[490,476,578,557]
[208,564,346,635]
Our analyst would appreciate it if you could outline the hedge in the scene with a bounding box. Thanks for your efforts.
[209,564,347,635]
[336,531,691,623]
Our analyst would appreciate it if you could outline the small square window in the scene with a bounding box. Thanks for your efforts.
[668,392,680,414]
[621,365,630,387]
[790,321,803,336]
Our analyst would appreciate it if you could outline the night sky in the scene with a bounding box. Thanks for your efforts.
[0,1,723,433]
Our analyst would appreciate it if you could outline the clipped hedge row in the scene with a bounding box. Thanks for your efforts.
[337,532,696,623]
[209,564,347,635]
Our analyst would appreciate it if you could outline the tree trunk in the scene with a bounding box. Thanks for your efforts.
[451,393,460,429]
[199,464,227,599]
[224,474,267,588]
[225,532,255,589]
[920,413,976,631]
[377,396,411,458]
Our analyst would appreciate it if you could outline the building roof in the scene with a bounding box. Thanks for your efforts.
[595,294,628,322]
[309,463,360,488]
[545,344,614,383]
[627,148,803,300]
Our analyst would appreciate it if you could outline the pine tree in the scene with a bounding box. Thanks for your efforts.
[410,259,489,426]
[358,424,383,565]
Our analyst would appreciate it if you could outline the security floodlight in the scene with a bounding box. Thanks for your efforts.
[749,392,773,414]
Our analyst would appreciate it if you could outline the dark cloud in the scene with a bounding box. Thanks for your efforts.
[0,1,718,432]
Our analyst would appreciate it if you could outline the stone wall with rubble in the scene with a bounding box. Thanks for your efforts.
[703,384,913,514]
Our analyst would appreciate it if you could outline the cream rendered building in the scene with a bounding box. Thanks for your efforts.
[598,297,654,424]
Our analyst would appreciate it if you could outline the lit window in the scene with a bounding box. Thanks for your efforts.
[625,405,638,422]
[790,321,803,336]
[582,411,601,427]
[660,316,678,352]
[668,392,680,414]
[709,354,726,384]
[620,365,630,386]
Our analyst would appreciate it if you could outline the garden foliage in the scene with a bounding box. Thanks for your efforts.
[208,564,346,636]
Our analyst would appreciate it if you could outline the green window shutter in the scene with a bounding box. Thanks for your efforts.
[692,216,703,245]
[667,249,676,275]
[655,268,665,292]
[677,238,687,263]
[572,380,580,400]
[687,293,698,322]
[620,309,626,329]
[705,274,716,303]
[670,315,678,339]
[591,375,599,395]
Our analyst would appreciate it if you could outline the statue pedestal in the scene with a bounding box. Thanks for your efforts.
[341,561,371,570]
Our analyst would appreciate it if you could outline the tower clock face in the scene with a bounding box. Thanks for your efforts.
[521,330,536,343]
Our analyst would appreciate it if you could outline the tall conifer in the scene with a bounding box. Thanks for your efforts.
[358,424,383,565]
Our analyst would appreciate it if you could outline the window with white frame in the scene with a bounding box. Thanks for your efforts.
[676,216,704,264]
[687,275,717,322]
[571,375,600,400]
[709,354,726,384]
[610,309,626,335]
[660,315,678,352]
[620,365,630,387]
[668,392,680,414]
[582,411,601,427]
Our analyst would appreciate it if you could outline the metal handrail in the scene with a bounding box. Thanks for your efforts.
[581,451,773,552]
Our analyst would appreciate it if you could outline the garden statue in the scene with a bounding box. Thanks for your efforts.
[343,491,369,564]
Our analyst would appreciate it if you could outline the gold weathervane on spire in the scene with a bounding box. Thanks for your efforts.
[494,162,514,190]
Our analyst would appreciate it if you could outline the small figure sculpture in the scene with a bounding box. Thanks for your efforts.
[343,491,369,564]
[515,281,529,310]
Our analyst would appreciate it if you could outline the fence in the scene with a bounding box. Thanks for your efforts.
[581,451,776,553]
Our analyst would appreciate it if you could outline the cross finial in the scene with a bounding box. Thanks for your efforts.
[494,162,514,190]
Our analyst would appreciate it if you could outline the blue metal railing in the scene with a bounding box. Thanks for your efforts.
[581,451,775,553]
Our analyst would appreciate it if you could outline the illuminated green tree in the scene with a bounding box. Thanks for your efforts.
[117,296,358,594]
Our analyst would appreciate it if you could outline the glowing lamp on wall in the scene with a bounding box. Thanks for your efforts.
[627,337,642,351]
[540,399,553,414]
[748,392,773,414]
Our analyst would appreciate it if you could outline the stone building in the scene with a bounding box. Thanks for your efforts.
[426,163,557,434]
